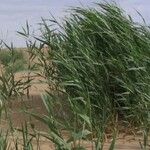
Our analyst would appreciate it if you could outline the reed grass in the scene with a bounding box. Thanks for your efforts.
[0,2,150,150]
[33,2,150,128]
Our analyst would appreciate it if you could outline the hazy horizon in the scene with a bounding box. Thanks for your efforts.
[0,0,149,47]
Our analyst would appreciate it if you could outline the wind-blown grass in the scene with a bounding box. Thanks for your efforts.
[35,2,150,126]
[0,2,150,150]
[16,2,150,149]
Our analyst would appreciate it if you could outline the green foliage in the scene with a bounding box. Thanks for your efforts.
[0,2,150,150]
[16,2,150,149]
[0,49,26,73]
[35,2,150,126]
[0,131,10,150]
[0,48,31,100]
[0,125,35,150]
[0,50,11,66]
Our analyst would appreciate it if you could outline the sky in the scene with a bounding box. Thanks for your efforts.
[0,0,149,47]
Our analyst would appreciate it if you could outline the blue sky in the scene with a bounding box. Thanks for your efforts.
[0,0,149,47]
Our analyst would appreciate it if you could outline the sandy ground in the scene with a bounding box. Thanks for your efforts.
[2,133,145,150]
[0,71,149,150]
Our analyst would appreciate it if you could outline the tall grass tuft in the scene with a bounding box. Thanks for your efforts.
[15,2,150,149]
[29,2,150,126]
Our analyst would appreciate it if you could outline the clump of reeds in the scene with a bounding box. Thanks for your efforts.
[17,2,150,149]
[0,2,150,150]
[36,2,150,127]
